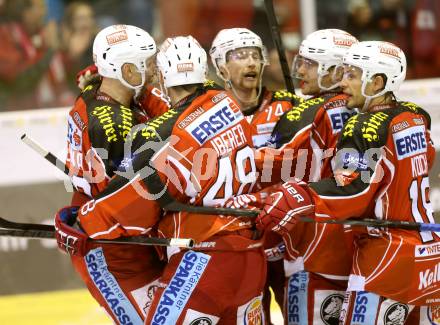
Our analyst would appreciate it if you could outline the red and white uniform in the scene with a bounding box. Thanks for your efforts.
[305,102,437,324]
[65,82,168,324]
[258,92,357,325]
[244,88,303,148]
[137,85,171,118]
[77,83,266,324]
[242,87,303,324]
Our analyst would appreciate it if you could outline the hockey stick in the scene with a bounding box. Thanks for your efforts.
[264,0,295,93]
[21,134,69,175]
[0,218,193,248]
[300,216,440,232]
[20,134,257,217]
[19,134,440,230]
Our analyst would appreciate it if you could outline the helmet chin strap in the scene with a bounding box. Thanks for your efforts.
[119,68,146,99]
[360,78,387,112]
[318,74,340,92]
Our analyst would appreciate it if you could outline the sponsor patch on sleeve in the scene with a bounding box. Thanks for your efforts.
[393,125,427,160]
[326,107,356,134]
[67,115,83,150]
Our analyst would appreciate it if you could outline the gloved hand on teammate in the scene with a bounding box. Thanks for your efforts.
[54,206,91,256]
[223,193,262,209]
[76,64,99,90]
[256,180,315,236]
[222,185,282,210]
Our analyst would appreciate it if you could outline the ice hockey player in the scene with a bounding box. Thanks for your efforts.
[262,29,359,325]
[210,27,303,148]
[56,24,165,325]
[56,35,266,324]
[257,40,438,324]
[210,27,303,323]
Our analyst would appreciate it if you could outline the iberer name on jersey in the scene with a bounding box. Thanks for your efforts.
[210,124,247,156]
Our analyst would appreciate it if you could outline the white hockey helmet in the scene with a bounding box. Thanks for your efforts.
[93,24,156,91]
[209,28,268,79]
[295,29,358,90]
[343,41,406,98]
[156,36,207,88]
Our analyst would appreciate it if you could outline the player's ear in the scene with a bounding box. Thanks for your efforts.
[372,74,386,94]
[121,63,134,78]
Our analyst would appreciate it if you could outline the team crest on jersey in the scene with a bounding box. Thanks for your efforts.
[361,112,388,142]
[383,303,409,325]
[393,125,427,160]
[320,293,344,325]
[428,306,440,324]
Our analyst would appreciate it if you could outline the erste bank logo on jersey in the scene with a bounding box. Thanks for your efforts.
[392,124,427,160]
[326,106,356,134]
[186,97,243,144]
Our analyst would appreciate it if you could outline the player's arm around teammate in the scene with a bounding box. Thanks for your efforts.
[258,41,438,324]
[56,25,167,325]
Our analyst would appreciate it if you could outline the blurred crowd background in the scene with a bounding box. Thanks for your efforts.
[0,0,438,111]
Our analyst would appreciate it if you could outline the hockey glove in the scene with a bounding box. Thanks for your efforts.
[256,180,314,236]
[76,64,99,90]
[223,193,262,209]
[54,206,90,256]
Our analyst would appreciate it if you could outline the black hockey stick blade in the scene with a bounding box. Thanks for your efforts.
[0,216,54,231]
[299,216,431,231]
[264,0,295,93]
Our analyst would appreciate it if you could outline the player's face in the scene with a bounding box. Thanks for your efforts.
[224,47,263,91]
[340,65,365,108]
[292,55,320,95]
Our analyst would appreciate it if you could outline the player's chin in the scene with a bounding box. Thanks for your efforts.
[346,97,357,109]
[242,78,259,89]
